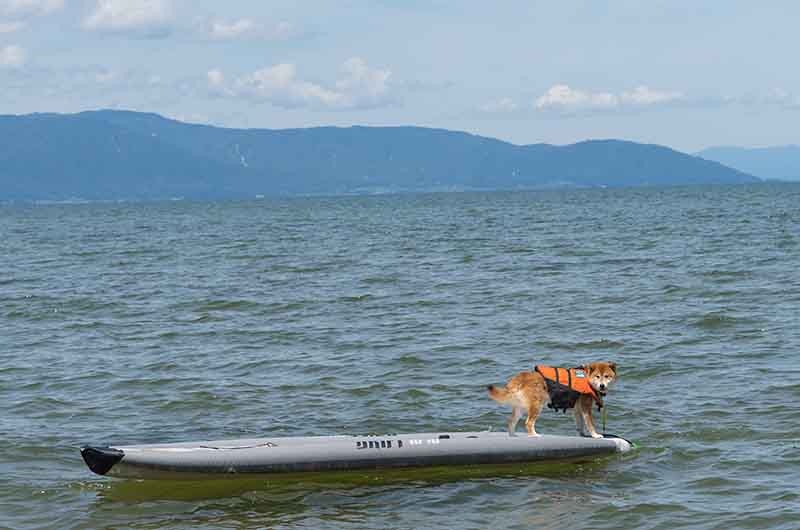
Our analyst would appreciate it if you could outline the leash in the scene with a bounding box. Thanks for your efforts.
[602,404,607,434]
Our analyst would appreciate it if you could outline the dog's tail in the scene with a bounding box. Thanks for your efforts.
[486,384,512,403]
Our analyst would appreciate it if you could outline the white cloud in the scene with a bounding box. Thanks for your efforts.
[203,18,296,41]
[0,20,24,32]
[334,57,391,104]
[83,0,173,38]
[620,85,683,105]
[235,63,342,108]
[535,84,618,112]
[0,43,25,67]
[212,57,394,110]
[208,18,256,40]
[0,0,63,17]
[478,97,518,113]
[206,68,230,96]
[534,84,683,113]
[206,68,224,86]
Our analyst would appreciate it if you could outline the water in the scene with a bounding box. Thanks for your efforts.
[1,184,799,530]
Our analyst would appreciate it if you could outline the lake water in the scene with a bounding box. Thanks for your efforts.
[1,184,799,529]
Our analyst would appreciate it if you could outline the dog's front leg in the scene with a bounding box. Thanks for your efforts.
[583,408,602,439]
[573,408,589,437]
[575,397,602,438]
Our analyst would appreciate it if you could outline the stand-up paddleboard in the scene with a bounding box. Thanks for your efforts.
[81,431,633,480]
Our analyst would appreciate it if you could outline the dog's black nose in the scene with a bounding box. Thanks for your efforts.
[599,384,606,390]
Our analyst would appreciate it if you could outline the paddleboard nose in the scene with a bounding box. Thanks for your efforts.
[81,446,124,476]
[601,434,634,453]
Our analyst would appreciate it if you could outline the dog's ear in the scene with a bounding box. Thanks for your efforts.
[608,362,617,374]
[583,363,595,374]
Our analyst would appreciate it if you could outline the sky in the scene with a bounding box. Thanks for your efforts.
[1,0,799,152]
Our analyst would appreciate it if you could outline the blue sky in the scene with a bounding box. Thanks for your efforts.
[1,0,798,151]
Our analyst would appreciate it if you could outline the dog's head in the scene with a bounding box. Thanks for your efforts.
[583,362,617,396]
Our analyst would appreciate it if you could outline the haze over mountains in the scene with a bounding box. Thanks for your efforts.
[697,145,800,182]
[0,110,759,200]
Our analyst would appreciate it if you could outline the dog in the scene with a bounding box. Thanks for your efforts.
[487,362,617,438]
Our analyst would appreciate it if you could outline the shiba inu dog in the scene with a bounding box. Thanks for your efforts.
[487,362,617,438]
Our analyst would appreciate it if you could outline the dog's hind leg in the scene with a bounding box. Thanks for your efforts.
[525,406,541,437]
[507,406,522,436]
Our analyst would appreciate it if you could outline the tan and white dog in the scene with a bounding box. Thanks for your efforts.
[487,362,617,438]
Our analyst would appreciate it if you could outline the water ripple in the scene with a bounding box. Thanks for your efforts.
[1,184,799,529]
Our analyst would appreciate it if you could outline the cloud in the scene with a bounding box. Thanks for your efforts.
[535,85,618,111]
[534,84,683,113]
[208,18,255,40]
[741,88,800,109]
[0,43,25,67]
[478,97,519,113]
[83,0,173,38]
[206,68,224,86]
[0,0,63,17]
[210,57,394,110]
[206,68,228,95]
[203,18,295,41]
[620,85,683,106]
[233,63,342,108]
[334,57,392,105]
[0,20,25,32]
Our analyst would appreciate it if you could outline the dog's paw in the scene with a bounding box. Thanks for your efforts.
[590,432,603,439]
[527,433,541,438]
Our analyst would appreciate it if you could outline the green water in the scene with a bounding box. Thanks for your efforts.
[1,184,799,529]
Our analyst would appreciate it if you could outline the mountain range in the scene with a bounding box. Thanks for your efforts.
[697,145,800,182]
[0,110,758,200]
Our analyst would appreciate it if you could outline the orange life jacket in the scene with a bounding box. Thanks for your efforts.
[534,365,603,412]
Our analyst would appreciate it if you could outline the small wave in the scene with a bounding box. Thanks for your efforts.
[463,357,496,367]
[395,388,430,399]
[699,289,740,299]
[529,263,566,272]
[363,276,400,284]
[661,284,686,294]
[507,246,537,255]
[701,269,751,282]
[592,257,650,266]
[276,265,327,274]
[537,338,625,351]
[339,294,372,303]
[692,312,756,329]
[763,382,800,397]
[344,383,390,397]
[116,248,166,257]
[557,248,602,257]
[396,354,427,366]
[193,300,261,312]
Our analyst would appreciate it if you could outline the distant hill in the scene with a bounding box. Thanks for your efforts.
[0,110,758,200]
[697,145,800,182]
